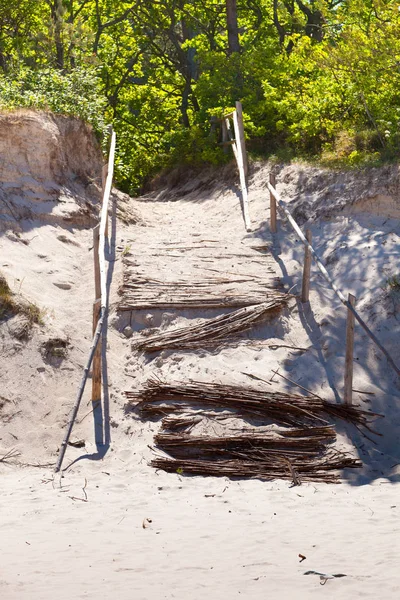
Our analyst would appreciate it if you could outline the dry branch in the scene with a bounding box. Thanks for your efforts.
[0,448,21,463]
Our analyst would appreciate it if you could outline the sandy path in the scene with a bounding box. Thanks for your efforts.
[2,172,400,599]
[1,467,399,600]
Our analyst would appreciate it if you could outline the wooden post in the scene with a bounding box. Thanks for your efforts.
[93,224,101,300]
[344,293,356,405]
[232,111,251,231]
[269,173,277,233]
[92,299,102,402]
[221,118,229,154]
[92,223,101,403]
[301,229,312,303]
[235,101,248,180]
[102,163,109,238]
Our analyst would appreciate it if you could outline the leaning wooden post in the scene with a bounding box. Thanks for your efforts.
[92,224,101,402]
[102,163,109,238]
[92,299,102,402]
[344,293,356,405]
[269,173,277,233]
[235,101,248,180]
[301,229,312,303]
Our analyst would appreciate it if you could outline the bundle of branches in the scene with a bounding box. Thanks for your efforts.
[151,450,361,483]
[135,299,290,352]
[126,380,380,431]
[118,275,282,310]
[154,426,337,460]
[161,414,204,432]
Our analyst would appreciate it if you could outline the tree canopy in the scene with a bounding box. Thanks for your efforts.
[1,0,399,192]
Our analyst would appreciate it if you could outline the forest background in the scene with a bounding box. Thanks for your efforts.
[0,0,399,194]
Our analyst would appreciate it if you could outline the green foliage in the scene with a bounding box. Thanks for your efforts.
[1,0,400,190]
[0,67,108,139]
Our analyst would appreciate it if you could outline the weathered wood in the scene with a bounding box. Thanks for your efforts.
[269,173,277,233]
[301,229,312,303]
[102,163,109,238]
[232,110,251,231]
[344,293,356,405]
[221,118,229,153]
[92,299,102,402]
[93,224,101,300]
[235,101,248,179]
[267,178,400,379]
[99,131,116,308]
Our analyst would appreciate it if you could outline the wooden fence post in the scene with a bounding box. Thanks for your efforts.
[344,293,356,405]
[235,101,248,180]
[92,224,101,402]
[102,163,109,238]
[93,224,101,300]
[269,173,277,233]
[301,229,312,303]
[92,299,102,402]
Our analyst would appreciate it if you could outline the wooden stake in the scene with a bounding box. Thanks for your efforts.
[221,118,229,154]
[92,299,102,402]
[93,224,101,300]
[102,163,109,238]
[235,101,248,180]
[344,293,356,405]
[269,173,277,233]
[301,229,312,303]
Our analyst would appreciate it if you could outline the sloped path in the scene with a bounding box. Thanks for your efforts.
[118,191,280,312]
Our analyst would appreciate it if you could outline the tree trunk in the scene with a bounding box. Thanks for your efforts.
[180,78,191,128]
[226,0,240,54]
[51,0,64,69]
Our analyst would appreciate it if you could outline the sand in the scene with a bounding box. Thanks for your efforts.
[1,115,400,599]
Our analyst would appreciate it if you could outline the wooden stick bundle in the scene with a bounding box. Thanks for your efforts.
[127,379,380,430]
[154,427,337,459]
[135,299,290,352]
[151,451,361,483]
[119,275,283,310]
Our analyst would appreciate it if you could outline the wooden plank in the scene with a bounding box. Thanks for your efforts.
[301,229,312,303]
[93,224,101,300]
[344,293,356,405]
[235,101,248,180]
[269,173,277,233]
[232,110,251,231]
[92,299,102,402]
